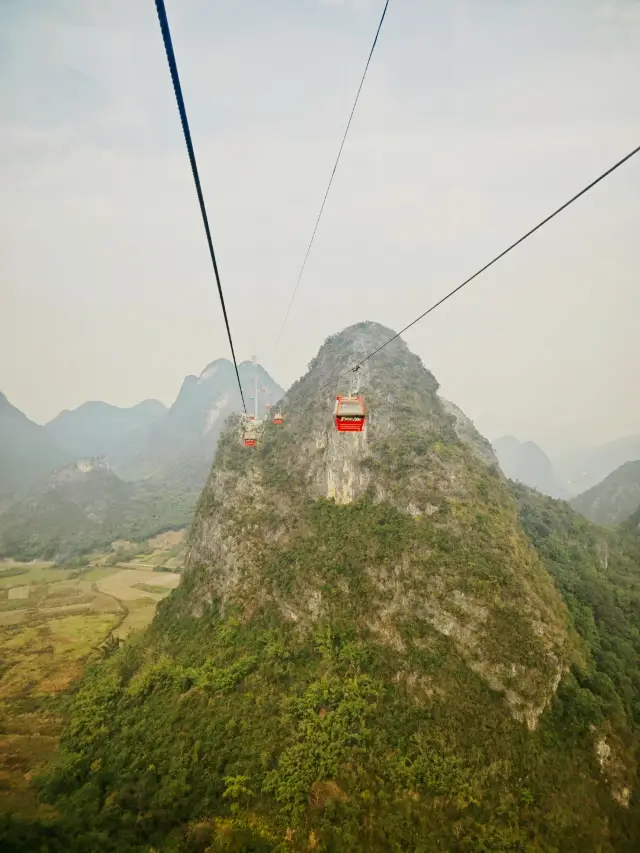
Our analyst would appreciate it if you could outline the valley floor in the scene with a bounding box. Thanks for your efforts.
[0,533,185,816]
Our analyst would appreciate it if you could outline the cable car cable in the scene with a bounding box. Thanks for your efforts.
[272,0,393,354]
[154,0,247,413]
[292,141,640,408]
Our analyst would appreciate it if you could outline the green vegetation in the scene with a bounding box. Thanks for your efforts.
[0,470,194,562]
[15,571,639,852]
[0,562,73,589]
[516,485,640,741]
[0,609,120,820]
[0,541,182,832]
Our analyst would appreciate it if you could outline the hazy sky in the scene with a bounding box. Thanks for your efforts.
[1,0,639,452]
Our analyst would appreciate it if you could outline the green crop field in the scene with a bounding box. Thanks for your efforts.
[0,540,183,817]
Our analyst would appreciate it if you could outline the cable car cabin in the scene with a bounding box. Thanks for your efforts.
[243,416,258,447]
[273,411,284,425]
[334,395,366,432]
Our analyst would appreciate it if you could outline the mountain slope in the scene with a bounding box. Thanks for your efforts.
[570,460,640,526]
[0,458,191,561]
[514,484,640,819]
[493,434,567,498]
[45,399,167,467]
[0,458,133,559]
[624,502,640,533]
[0,392,68,496]
[30,322,640,851]
[439,396,498,466]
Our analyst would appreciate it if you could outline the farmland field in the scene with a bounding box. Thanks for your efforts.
[0,532,185,816]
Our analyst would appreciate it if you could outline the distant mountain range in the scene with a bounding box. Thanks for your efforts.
[491,436,567,499]
[0,359,283,559]
[492,434,640,507]
[45,399,167,467]
[570,460,640,526]
[0,391,68,497]
[552,435,640,495]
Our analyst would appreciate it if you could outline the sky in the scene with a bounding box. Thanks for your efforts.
[1,0,639,454]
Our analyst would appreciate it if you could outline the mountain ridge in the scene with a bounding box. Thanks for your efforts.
[570,459,640,526]
[553,435,640,495]
[492,434,567,499]
[0,390,69,497]
[45,398,167,467]
[3,329,640,851]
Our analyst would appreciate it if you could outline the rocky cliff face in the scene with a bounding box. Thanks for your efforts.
[187,322,571,730]
[439,397,497,467]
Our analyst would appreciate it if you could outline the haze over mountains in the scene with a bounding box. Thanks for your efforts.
[492,433,640,513]
[554,435,640,495]
[46,399,168,467]
[570,460,640,526]
[491,435,567,499]
[41,358,284,484]
[0,391,68,497]
[0,358,283,560]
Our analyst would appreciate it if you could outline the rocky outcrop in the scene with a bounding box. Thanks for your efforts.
[591,727,633,807]
[439,397,497,467]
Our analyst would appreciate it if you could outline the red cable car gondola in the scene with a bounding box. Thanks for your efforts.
[273,411,284,425]
[243,416,258,447]
[334,395,366,432]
